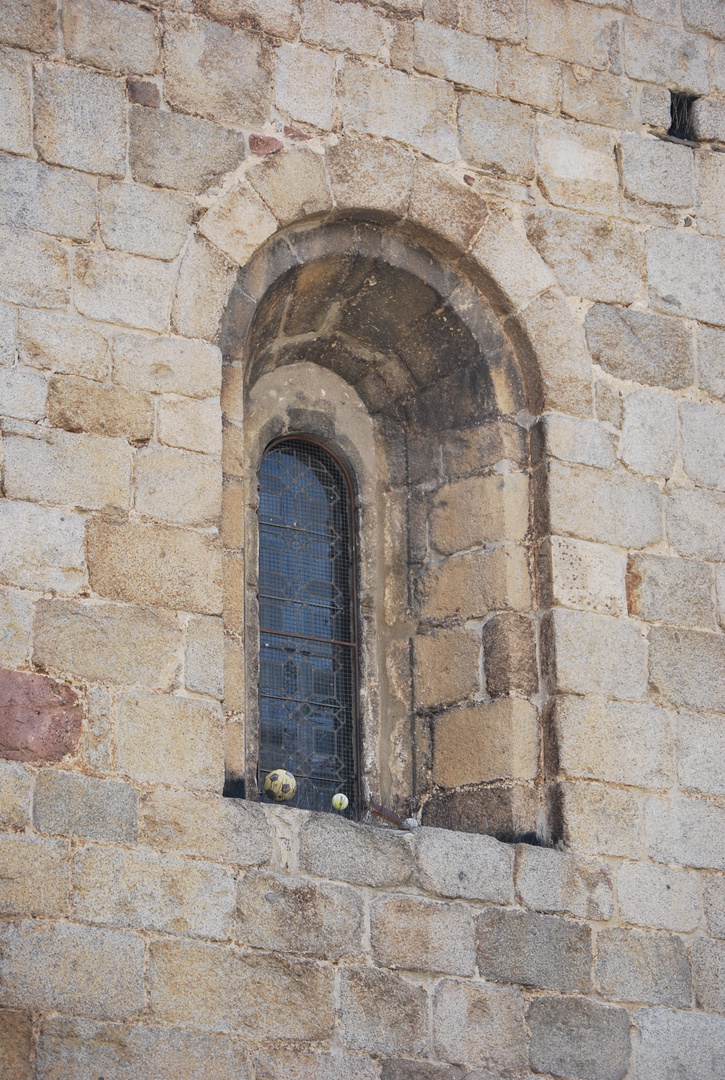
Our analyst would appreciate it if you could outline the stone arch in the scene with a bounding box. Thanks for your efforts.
[204,138,595,841]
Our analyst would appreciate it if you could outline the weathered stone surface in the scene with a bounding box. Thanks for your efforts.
[148,939,335,1039]
[113,333,221,398]
[414,21,495,92]
[18,309,110,380]
[422,784,538,843]
[249,148,331,228]
[0,834,69,916]
[99,182,193,261]
[200,180,278,266]
[418,546,530,620]
[135,447,219,531]
[34,770,137,843]
[432,979,527,1071]
[511,288,593,416]
[561,67,634,129]
[74,248,176,333]
[82,685,114,772]
[381,1063,461,1080]
[628,554,715,629]
[476,908,591,992]
[302,0,383,57]
[597,927,691,1007]
[0,224,70,309]
[327,135,413,216]
[683,0,725,35]
[646,794,725,870]
[339,966,428,1056]
[460,0,525,42]
[433,699,539,786]
[34,63,126,176]
[4,430,132,512]
[624,20,708,93]
[555,694,673,788]
[439,420,527,479]
[36,1018,250,1080]
[527,0,618,69]
[537,116,618,213]
[0,500,85,594]
[458,95,534,179]
[621,133,694,206]
[0,919,144,1019]
[33,599,182,690]
[0,670,82,764]
[185,615,224,698]
[276,42,335,130]
[516,845,613,920]
[687,938,725,1013]
[129,105,246,194]
[339,62,456,163]
[526,209,645,304]
[0,299,14,364]
[87,519,222,615]
[430,472,528,555]
[0,760,32,828]
[618,861,700,931]
[0,153,96,242]
[497,44,560,111]
[680,400,725,490]
[72,844,234,940]
[172,236,237,341]
[371,895,475,974]
[64,0,157,74]
[253,1047,376,1080]
[48,375,153,443]
[676,710,725,796]
[413,627,480,710]
[0,46,31,155]
[648,230,725,326]
[697,150,725,237]
[539,413,614,469]
[140,787,271,865]
[236,870,364,959]
[0,1009,32,1080]
[691,98,725,144]
[528,996,630,1080]
[470,209,557,313]
[649,626,725,712]
[667,487,725,561]
[482,612,538,697]
[634,1007,725,1080]
[117,690,223,791]
[543,536,626,616]
[299,813,414,887]
[704,874,725,938]
[622,387,677,478]
[0,366,45,421]
[546,608,648,701]
[560,780,641,858]
[547,460,663,549]
[158,397,222,455]
[415,826,514,903]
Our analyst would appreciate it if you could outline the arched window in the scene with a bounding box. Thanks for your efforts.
[257,437,358,816]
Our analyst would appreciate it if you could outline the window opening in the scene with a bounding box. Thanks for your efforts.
[668,92,698,141]
[257,437,358,816]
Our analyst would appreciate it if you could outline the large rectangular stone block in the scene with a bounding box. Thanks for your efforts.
[117,690,223,791]
[134,446,222,529]
[528,996,630,1080]
[299,813,414,887]
[72,843,235,940]
[527,0,619,69]
[0,760,32,828]
[497,44,560,111]
[648,230,725,326]
[18,309,110,380]
[74,248,176,332]
[0,0,57,52]
[433,698,538,787]
[536,115,619,214]
[620,132,694,206]
[585,303,694,388]
[148,939,335,1039]
[546,608,648,701]
[414,21,495,92]
[236,870,364,960]
[634,1007,725,1080]
[64,0,158,75]
[0,152,97,242]
[646,794,725,870]
[697,150,725,237]
[129,105,246,195]
[561,66,635,129]
[33,599,182,689]
[676,710,725,796]
[476,907,592,992]
[47,375,153,444]
[3,429,132,512]
[542,535,626,617]
[418,545,531,620]
[140,787,271,865]
[34,63,126,176]
[171,235,237,342]
[0,365,46,421]
[649,625,725,712]
[0,500,85,595]
[0,835,69,917]
[680,400,725,490]
[622,386,677,478]
[458,94,535,179]
[597,927,691,1007]
[429,472,529,555]
[185,615,224,698]
[618,861,700,931]
[339,966,428,1056]
[34,770,138,843]
[370,895,475,975]
[538,413,615,469]
[624,20,708,92]
[432,979,527,1071]
[113,333,221,398]
[704,873,725,939]
[99,181,193,262]
[628,553,715,629]
[301,0,384,57]
[689,938,725,1013]
[275,42,336,129]
[547,460,663,548]
[158,397,222,455]
[0,587,31,668]
[560,780,642,858]
[666,486,725,560]
[0,45,32,155]
[0,1009,32,1080]
[415,826,514,903]
[516,845,613,920]
[0,225,69,309]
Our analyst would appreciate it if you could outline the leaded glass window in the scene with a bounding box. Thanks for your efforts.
[257,437,358,815]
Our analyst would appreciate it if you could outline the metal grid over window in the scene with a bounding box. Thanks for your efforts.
[257,437,358,815]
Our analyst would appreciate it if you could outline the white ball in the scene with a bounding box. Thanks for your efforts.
[331,792,349,811]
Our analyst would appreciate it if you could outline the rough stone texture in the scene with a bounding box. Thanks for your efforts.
[117,690,223,791]
[528,996,631,1080]
[511,290,593,416]
[527,0,618,69]
[546,608,648,701]
[415,827,514,903]
[516,845,613,920]
[418,546,531,620]
[33,599,182,690]
[432,979,528,1071]
[649,626,725,712]
[74,248,176,333]
[691,98,725,144]
[3,430,132,513]
[140,788,272,865]
[0,153,96,242]
[433,699,539,786]
[622,388,677,478]
[585,303,694,389]
[370,895,475,975]
[680,400,725,491]
[200,180,278,266]
[561,67,634,129]
[704,874,725,939]
[136,448,220,530]
[688,938,725,1014]
[47,375,153,443]
[540,413,614,469]
[34,770,137,843]
[158,396,222,455]
[0,46,32,156]
[422,785,540,843]
[458,95,535,179]
[620,134,694,207]
[185,615,224,697]
[482,612,538,697]
[561,781,642,858]
[0,499,85,595]
[547,461,663,549]
[99,182,193,261]
[129,106,246,194]
[536,116,618,214]
[414,22,495,93]
[172,236,237,341]
[646,794,725,870]
[476,908,592,992]
[0,760,32,828]
[327,135,413,216]
[299,813,414,887]
[429,472,529,555]
[648,230,725,326]
[0,1009,32,1080]
[413,628,480,709]
[634,1007,725,1080]
[0,834,69,916]
[497,44,560,111]
[302,0,384,58]
[0,670,83,764]
[339,966,428,1056]
[0,365,42,421]
[676,711,725,796]
[33,64,126,177]
[113,334,221,398]
[0,224,70,309]
[618,862,700,931]
[697,150,725,237]
[276,42,336,130]
[628,554,715,629]
[18,309,110,379]
[64,0,157,74]
[597,927,692,1007]
[542,536,626,616]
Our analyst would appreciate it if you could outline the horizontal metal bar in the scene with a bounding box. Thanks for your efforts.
[260,628,357,648]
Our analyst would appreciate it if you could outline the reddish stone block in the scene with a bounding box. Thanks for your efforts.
[249,133,283,156]
[126,78,160,108]
[0,670,82,762]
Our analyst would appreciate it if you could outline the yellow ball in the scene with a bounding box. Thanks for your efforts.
[263,769,297,803]
[331,792,349,811]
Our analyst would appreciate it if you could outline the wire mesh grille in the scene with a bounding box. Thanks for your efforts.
[258,438,358,815]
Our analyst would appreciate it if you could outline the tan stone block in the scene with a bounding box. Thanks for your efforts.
[370,895,475,975]
[482,612,538,697]
[440,420,527,479]
[224,636,245,711]
[414,21,495,92]
[0,224,70,309]
[339,966,428,1056]
[562,67,635,129]
[528,0,618,69]
[117,690,223,790]
[413,628,480,710]
[0,149,97,244]
[185,615,224,698]
[628,553,715,629]
[0,1009,32,1080]
[560,780,642,858]
[129,104,246,195]
[542,536,626,617]
[72,843,235,939]
[221,477,244,548]
[47,375,153,443]
[433,698,539,787]
[200,180,278,266]
[0,500,86,594]
[547,607,648,701]
[432,978,527,1072]
[0,0,55,51]
[459,94,535,180]
[327,135,413,217]
[158,396,222,455]
[196,0,299,38]
[172,236,237,342]
[460,0,526,41]
[0,365,46,421]
[87,519,222,615]
[408,160,488,252]
[0,919,144,1019]
[275,42,336,130]
[248,149,332,228]
[113,333,221,398]
[0,761,32,829]
[0,46,32,156]
[299,813,414,887]
[64,0,157,74]
[516,845,613,920]
[497,45,560,111]
[624,19,708,95]
[139,787,272,866]
[34,770,137,842]
[18,309,110,380]
[618,862,701,932]
[3,430,132,512]
[0,299,14,365]
[546,460,663,549]
[537,116,619,214]
[597,927,691,1008]
[418,545,531,620]
[469,209,557,314]
[74,248,176,333]
[165,13,270,126]
[33,599,182,689]
[148,939,335,1039]
[236,870,364,959]
[429,472,529,555]
[99,182,194,261]
[302,0,384,58]
[697,151,725,237]
[134,446,221,528]
[222,419,244,478]
[82,685,115,772]
[512,292,593,417]
[0,835,69,916]
[33,63,126,177]
[646,792,725,871]
[676,710,725,797]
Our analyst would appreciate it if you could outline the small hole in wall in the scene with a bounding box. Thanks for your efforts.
[668,92,699,141]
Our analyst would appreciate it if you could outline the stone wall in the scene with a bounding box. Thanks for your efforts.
[2,0,725,1075]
